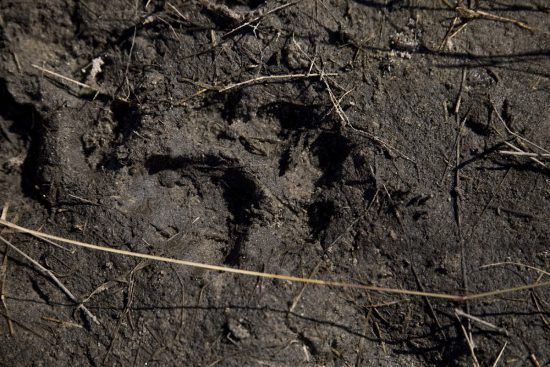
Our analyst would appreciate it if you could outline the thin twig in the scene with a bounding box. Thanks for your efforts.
[32,64,94,90]
[455,6,545,34]
[529,354,541,367]
[218,73,334,92]
[0,234,99,325]
[179,72,336,103]
[454,68,466,115]
[0,309,50,341]
[438,16,461,51]
[413,267,447,340]
[31,64,127,103]
[498,151,550,159]
[499,115,550,152]
[289,261,322,312]
[166,3,188,22]
[492,102,549,167]
[34,233,74,253]
[480,262,549,277]
[491,342,507,367]
[124,26,137,82]
[502,142,547,168]
[223,1,300,39]
[0,253,14,335]
[455,308,508,335]
[457,314,480,367]
[531,292,550,331]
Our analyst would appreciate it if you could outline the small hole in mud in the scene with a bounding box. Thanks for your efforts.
[259,102,323,135]
[310,132,352,185]
[308,200,335,240]
[217,169,262,265]
[110,100,142,140]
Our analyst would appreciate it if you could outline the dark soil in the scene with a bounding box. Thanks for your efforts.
[0,0,549,366]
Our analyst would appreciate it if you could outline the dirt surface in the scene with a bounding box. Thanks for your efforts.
[0,0,549,366]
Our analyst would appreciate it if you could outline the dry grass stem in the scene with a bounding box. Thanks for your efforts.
[289,261,321,312]
[42,316,83,329]
[491,342,507,367]
[480,262,549,277]
[455,6,544,33]
[455,308,508,335]
[0,253,14,335]
[179,72,336,103]
[498,150,550,159]
[31,64,127,103]
[223,1,300,38]
[457,315,480,367]
[0,234,99,325]
[1,219,549,302]
[491,102,549,168]
[529,354,541,367]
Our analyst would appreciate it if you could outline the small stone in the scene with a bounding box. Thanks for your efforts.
[227,318,250,340]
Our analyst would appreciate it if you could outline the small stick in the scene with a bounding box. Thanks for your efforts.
[447,22,469,45]
[498,151,550,159]
[218,73,335,93]
[1,254,14,335]
[457,315,480,367]
[455,6,545,34]
[462,281,549,301]
[223,1,300,39]
[0,204,15,335]
[491,102,549,168]
[488,206,536,220]
[42,316,83,329]
[413,267,447,340]
[454,68,466,115]
[364,299,409,308]
[166,3,188,22]
[493,107,550,154]
[32,64,96,90]
[503,142,547,168]
[455,308,508,335]
[12,51,22,74]
[438,16,461,51]
[31,64,127,103]
[0,309,49,341]
[0,235,99,325]
[0,204,8,220]
[453,115,467,236]
[34,233,74,253]
[180,73,336,101]
[372,320,387,355]
[529,354,541,367]
[67,193,101,206]
[124,26,137,79]
[491,342,507,367]
[289,261,322,312]
[480,262,549,277]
